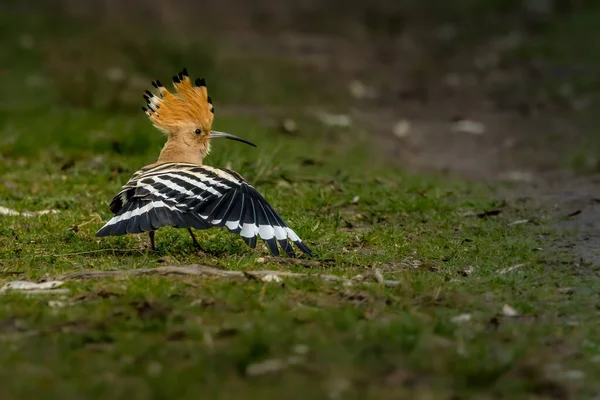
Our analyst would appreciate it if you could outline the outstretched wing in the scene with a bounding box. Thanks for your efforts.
[96,163,312,257]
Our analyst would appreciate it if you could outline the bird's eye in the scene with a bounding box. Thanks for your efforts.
[194,129,202,135]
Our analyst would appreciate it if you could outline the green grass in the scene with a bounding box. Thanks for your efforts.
[2,107,600,399]
[2,2,600,399]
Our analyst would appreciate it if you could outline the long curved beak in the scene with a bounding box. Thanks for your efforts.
[209,131,257,147]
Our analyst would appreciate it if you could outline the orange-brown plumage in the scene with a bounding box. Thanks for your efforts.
[143,69,216,165]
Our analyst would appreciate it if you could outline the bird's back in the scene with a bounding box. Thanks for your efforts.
[97,162,311,257]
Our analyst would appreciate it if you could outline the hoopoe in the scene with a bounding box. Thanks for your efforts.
[96,68,312,257]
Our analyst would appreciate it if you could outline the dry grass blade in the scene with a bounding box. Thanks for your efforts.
[497,263,527,274]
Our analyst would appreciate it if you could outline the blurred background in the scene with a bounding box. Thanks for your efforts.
[1,0,600,180]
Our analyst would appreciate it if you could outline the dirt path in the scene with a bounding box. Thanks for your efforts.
[222,28,599,265]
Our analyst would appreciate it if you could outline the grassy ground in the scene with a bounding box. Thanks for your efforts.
[2,2,600,399]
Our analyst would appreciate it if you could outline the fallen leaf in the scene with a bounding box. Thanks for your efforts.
[502,304,519,317]
[451,313,471,323]
[0,206,59,217]
[1,280,64,292]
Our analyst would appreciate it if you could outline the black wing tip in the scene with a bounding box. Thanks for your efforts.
[278,239,296,258]
[96,224,123,237]
[95,228,109,237]
[295,241,313,257]
[242,236,253,249]
[264,238,280,257]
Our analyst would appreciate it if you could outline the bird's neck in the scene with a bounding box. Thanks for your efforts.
[156,138,208,165]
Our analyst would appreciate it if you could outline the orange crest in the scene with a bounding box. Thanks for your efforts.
[142,68,214,134]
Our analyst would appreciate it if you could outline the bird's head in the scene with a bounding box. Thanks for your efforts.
[143,68,255,164]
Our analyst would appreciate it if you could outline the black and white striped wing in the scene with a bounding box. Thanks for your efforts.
[96,163,312,257]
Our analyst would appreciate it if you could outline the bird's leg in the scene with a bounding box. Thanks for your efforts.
[149,231,156,251]
[187,228,205,252]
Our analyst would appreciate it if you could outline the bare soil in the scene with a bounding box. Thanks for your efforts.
[215,24,599,265]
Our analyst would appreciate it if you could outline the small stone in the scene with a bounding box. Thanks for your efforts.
[452,119,485,135]
[349,80,377,99]
[392,120,411,138]
[280,119,297,134]
[451,313,471,323]
[261,274,282,283]
[349,80,367,99]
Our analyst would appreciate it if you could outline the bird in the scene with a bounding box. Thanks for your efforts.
[95,68,312,257]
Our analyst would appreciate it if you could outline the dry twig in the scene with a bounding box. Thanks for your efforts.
[373,268,401,287]
[58,264,351,284]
